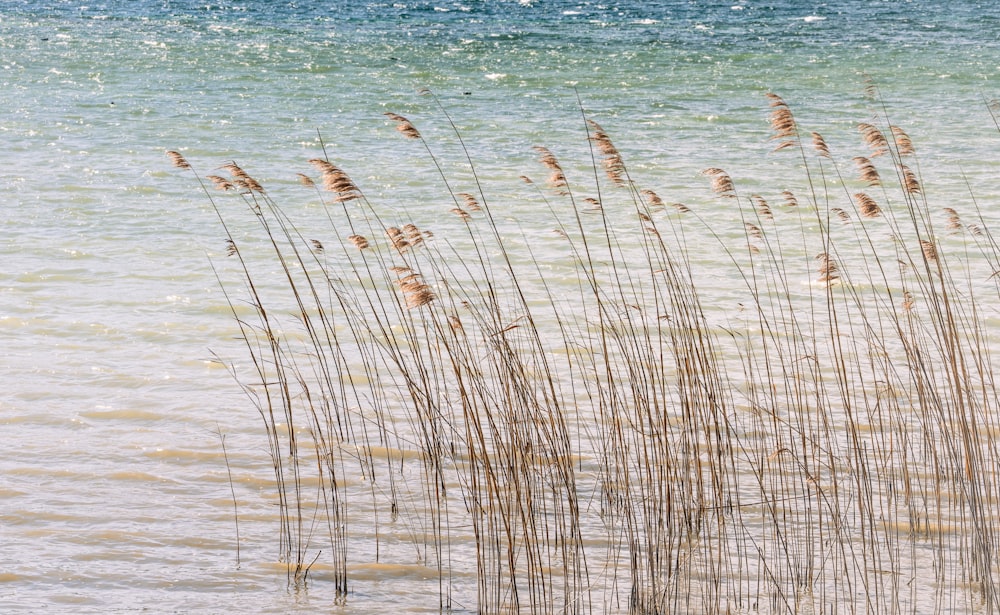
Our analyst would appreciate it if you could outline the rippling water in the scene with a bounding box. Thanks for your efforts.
[4,1,1000,612]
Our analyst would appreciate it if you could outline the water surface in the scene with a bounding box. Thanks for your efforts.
[3,1,1000,612]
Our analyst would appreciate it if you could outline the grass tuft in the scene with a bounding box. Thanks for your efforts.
[173,88,1000,614]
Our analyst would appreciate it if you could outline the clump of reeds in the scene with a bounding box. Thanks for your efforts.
[169,87,1000,614]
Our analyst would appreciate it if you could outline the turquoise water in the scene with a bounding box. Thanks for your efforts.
[3,1,1000,612]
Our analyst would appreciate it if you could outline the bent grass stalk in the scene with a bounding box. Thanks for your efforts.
[168,89,1000,614]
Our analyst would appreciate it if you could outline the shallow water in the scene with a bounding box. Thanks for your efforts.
[4,1,1000,612]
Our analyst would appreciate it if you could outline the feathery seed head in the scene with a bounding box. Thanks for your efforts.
[384,112,422,139]
[853,156,881,187]
[855,192,881,218]
[920,239,937,261]
[858,123,889,157]
[206,175,235,191]
[901,165,921,195]
[166,150,191,169]
[702,168,736,198]
[890,126,915,156]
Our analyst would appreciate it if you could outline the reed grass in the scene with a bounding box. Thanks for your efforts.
[169,87,1000,614]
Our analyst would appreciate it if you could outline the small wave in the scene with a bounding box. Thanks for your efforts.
[107,470,172,482]
[80,408,165,421]
[802,15,826,23]
[348,562,453,581]
[144,448,226,463]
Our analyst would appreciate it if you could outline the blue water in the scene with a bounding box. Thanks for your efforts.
[3,1,1000,612]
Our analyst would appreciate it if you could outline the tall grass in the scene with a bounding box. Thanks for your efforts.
[169,88,1000,614]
